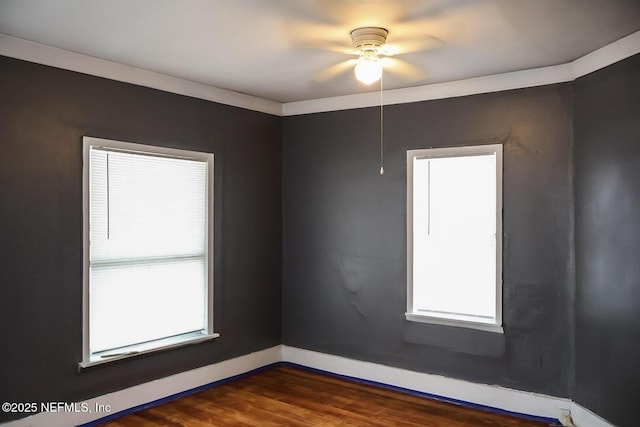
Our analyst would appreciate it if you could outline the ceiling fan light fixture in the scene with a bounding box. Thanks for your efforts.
[350,27,389,51]
[355,51,383,84]
[350,27,389,85]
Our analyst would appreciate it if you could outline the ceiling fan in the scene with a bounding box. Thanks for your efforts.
[349,26,390,84]
[278,0,472,173]
[313,25,434,86]
[279,0,483,89]
[278,0,469,87]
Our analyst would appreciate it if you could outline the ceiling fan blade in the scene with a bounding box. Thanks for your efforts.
[269,0,339,25]
[309,0,478,26]
[284,20,355,53]
[312,0,478,25]
[399,0,480,20]
[381,57,427,82]
[300,41,358,55]
[383,33,446,55]
[314,59,358,82]
[313,0,411,26]
[394,0,488,48]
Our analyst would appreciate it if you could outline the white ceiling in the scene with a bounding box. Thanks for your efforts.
[1,0,639,103]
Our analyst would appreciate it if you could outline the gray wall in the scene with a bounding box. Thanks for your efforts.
[3,46,639,426]
[0,56,282,423]
[282,84,575,397]
[574,54,640,427]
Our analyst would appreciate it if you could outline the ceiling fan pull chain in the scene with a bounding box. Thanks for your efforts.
[379,72,384,175]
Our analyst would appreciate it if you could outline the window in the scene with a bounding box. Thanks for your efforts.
[81,137,218,367]
[406,144,503,333]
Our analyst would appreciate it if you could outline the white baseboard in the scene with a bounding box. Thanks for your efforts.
[570,402,617,427]
[282,346,567,422]
[0,345,616,427]
[1,346,282,427]
[281,346,617,427]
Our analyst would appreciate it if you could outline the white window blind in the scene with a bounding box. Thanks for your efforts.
[83,137,215,364]
[407,145,502,332]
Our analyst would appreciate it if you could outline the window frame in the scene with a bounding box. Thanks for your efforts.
[80,136,218,368]
[406,144,503,333]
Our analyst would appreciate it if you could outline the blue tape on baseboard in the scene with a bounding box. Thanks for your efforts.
[78,361,561,426]
[279,362,561,425]
[76,362,279,427]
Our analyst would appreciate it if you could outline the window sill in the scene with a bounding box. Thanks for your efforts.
[79,331,221,369]
[405,312,504,334]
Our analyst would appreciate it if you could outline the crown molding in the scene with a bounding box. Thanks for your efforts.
[283,30,640,116]
[0,34,283,116]
[2,30,639,118]
[282,64,574,116]
[572,30,640,79]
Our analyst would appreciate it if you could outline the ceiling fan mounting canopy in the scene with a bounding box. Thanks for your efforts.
[350,27,389,51]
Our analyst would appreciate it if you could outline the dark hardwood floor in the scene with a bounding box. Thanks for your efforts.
[98,365,555,426]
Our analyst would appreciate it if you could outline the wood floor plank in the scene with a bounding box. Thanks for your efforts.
[98,365,555,427]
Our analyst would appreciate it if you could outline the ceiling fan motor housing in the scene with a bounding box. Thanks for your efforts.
[350,27,389,51]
